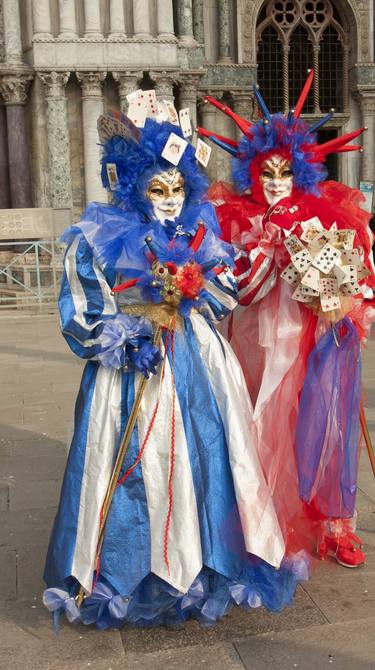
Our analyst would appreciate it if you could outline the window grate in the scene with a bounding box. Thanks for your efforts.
[257,26,284,113]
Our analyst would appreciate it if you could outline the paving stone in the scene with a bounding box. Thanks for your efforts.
[0,507,56,549]
[0,547,17,600]
[0,481,9,511]
[235,617,375,670]
[0,600,124,670]
[58,643,243,670]
[15,545,47,601]
[9,479,61,512]
[120,588,325,654]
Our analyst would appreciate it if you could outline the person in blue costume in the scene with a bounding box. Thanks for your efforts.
[43,103,309,631]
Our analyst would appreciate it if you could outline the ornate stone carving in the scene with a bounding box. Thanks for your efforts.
[38,71,70,99]
[77,71,106,98]
[150,71,178,100]
[112,71,143,112]
[192,0,204,44]
[0,73,33,105]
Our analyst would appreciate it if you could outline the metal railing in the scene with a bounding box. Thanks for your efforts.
[0,239,64,310]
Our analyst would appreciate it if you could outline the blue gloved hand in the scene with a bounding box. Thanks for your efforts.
[127,340,163,378]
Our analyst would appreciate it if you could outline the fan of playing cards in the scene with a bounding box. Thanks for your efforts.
[125,88,212,168]
[280,216,370,319]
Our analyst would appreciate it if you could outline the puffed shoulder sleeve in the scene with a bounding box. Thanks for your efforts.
[59,233,152,366]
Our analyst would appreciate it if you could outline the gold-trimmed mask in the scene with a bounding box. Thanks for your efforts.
[260,155,294,206]
[146,169,185,224]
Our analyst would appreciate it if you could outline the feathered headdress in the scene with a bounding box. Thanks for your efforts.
[197,70,365,195]
[97,110,208,214]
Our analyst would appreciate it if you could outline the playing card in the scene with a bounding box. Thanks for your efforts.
[341,281,362,296]
[300,222,324,243]
[143,89,158,117]
[126,89,142,104]
[312,243,341,274]
[161,132,188,166]
[280,263,300,286]
[300,216,323,232]
[164,100,180,125]
[155,100,169,122]
[329,221,337,232]
[333,264,349,286]
[340,248,361,265]
[320,295,341,312]
[301,285,319,297]
[330,229,355,250]
[291,249,313,273]
[179,108,193,137]
[291,284,314,303]
[195,138,212,167]
[127,98,147,127]
[319,277,338,298]
[301,266,320,292]
[106,163,118,190]
[284,234,304,256]
[357,263,370,280]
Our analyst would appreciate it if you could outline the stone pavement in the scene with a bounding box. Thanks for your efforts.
[0,312,374,670]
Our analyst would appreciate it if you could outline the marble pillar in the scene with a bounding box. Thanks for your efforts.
[32,0,52,37]
[218,0,232,62]
[156,0,174,38]
[199,98,218,180]
[151,71,175,102]
[133,0,151,38]
[176,0,195,43]
[113,71,142,112]
[58,0,77,37]
[39,72,73,210]
[0,74,34,208]
[232,91,254,139]
[77,72,108,204]
[179,75,199,129]
[84,0,102,38]
[192,0,204,44]
[109,0,127,37]
[357,91,375,182]
[2,0,23,63]
[0,103,11,209]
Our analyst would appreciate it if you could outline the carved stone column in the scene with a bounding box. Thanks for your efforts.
[84,0,102,39]
[156,0,174,38]
[179,74,200,129]
[77,72,107,204]
[58,0,77,37]
[38,72,73,210]
[151,71,175,102]
[109,0,127,37]
[176,0,195,43]
[113,71,142,113]
[0,74,34,208]
[218,0,232,63]
[0,102,11,208]
[232,91,254,139]
[356,89,375,182]
[198,96,218,180]
[133,0,151,38]
[2,0,23,63]
[192,0,204,44]
[32,0,52,37]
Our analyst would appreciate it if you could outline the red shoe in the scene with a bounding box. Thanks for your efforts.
[317,530,366,568]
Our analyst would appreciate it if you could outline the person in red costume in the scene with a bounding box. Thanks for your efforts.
[198,70,375,568]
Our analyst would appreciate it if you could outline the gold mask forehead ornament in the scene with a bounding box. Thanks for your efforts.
[260,155,293,182]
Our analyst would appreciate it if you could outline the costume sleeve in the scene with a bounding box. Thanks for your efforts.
[200,267,238,322]
[59,233,152,367]
[234,247,277,306]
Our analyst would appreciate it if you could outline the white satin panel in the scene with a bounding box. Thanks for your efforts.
[137,359,203,593]
[71,366,122,592]
[190,313,285,568]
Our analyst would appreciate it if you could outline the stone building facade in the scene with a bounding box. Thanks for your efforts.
[0,0,374,224]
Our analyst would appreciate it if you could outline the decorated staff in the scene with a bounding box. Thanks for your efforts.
[43,92,309,631]
[202,70,375,568]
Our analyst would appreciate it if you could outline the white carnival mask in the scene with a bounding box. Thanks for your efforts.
[260,154,294,206]
[146,169,185,224]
